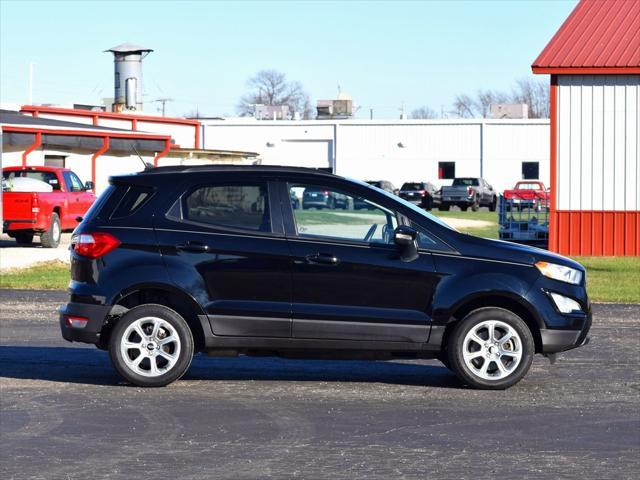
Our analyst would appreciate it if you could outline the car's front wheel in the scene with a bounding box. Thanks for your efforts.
[109,304,194,387]
[447,307,534,389]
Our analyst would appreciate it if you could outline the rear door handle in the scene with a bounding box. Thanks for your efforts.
[305,253,339,265]
[176,241,210,253]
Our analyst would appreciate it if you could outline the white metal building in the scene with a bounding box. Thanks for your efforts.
[201,119,550,193]
[532,0,640,256]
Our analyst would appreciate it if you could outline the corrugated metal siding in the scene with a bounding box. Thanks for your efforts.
[556,75,639,212]
[550,74,640,256]
[555,211,639,256]
[533,0,640,70]
[202,120,550,193]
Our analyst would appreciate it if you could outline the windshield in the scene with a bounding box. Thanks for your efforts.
[452,178,479,187]
[348,177,456,231]
[401,183,424,190]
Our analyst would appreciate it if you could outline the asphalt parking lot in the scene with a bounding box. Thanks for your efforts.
[1,289,638,480]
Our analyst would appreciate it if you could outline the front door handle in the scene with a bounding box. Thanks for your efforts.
[176,241,210,253]
[305,253,339,265]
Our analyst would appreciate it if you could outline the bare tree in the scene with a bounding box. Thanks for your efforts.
[511,78,549,118]
[451,78,550,119]
[453,94,476,118]
[237,69,313,119]
[475,89,509,118]
[410,106,438,119]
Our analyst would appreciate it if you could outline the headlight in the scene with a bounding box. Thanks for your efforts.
[549,292,582,314]
[535,261,582,285]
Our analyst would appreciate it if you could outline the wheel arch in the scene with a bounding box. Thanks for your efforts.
[103,283,208,351]
[444,292,544,353]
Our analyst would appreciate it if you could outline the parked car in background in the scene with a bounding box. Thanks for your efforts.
[366,180,398,195]
[398,182,441,210]
[503,181,549,211]
[354,180,398,209]
[2,166,95,247]
[302,186,348,209]
[60,165,591,390]
[440,177,497,212]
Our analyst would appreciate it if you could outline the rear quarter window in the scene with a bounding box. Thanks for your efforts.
[110,186,155,219]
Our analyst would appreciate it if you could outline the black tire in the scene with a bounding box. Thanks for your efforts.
[14,232,34,245]
[438,204,450,211]
[109,304,194,387]
[489,196,497,212]
[461,206,468,212]
[446,307,534,390]
[40,213,61,248]
[424,197,433,211]
[471,198,480,212]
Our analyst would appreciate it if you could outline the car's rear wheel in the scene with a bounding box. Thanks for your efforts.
[40,213,61,248]
[109,304,194,387]
[489,196,497,211]
[471,198,480,212]
[447,307,534,389]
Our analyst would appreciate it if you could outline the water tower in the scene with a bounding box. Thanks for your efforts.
[105,43,153,112]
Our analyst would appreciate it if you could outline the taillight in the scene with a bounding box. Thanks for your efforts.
[71,232,120,259]
[467,186,474,195]
[419,190,427,196]
[31,192,40,213]
[322,190,330,195]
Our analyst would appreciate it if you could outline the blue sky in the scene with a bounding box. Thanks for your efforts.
[0,0,577,118]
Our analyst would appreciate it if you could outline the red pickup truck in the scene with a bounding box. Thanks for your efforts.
[2,166,96,247]
[503,181,549,211]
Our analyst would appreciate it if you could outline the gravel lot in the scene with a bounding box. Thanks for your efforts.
[0,289,638,479]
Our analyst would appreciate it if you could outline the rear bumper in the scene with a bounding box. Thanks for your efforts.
[3,219,37,232]
[59,302,111,344]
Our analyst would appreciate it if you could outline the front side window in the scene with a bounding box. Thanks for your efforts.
[63,172,84,192]
[291,183,397,244]
[184,184,270,232]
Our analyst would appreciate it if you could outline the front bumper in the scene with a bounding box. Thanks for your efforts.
[59,302,111,344]
[526,277,592,354]
[540,328,591,353]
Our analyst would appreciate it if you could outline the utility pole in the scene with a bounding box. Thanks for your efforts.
[152,98,173,116]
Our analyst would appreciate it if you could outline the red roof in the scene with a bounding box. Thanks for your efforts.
[533,0,640,74]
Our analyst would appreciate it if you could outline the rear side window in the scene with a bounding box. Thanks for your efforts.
[183,184,271,232]
[111,186,154,219]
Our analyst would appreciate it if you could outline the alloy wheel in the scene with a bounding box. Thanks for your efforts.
[462,320,523,381]
[120,316,181,377]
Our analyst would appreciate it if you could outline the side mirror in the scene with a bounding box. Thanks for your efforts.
[84,181,94,191]
[393,225,419,262]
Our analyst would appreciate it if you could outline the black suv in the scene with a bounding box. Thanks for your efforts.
[60,166,591,389]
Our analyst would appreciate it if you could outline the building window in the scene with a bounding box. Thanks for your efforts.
[438,162,455,180]
[522,162,539,180]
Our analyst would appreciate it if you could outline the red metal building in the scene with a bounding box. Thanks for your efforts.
[533,0,640,256]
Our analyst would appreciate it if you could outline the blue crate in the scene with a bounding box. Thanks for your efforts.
[498,195,549,247]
